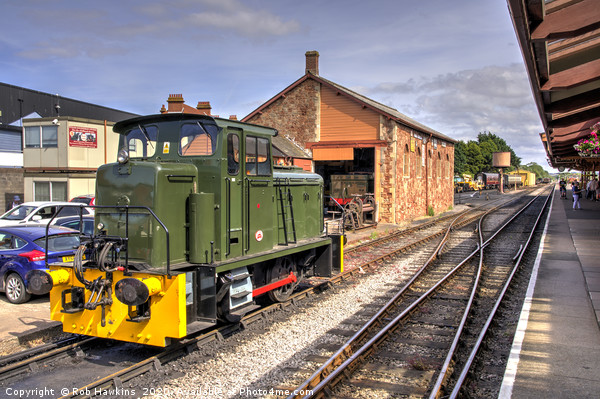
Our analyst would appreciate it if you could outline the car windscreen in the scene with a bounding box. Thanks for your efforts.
[1,205,37,221]
[35,234,80,252]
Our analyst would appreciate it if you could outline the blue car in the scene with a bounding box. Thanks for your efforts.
[0,225,81,304]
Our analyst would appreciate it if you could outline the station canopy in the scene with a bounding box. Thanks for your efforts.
[507,0,600,170]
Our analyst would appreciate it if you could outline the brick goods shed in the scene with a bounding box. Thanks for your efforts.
[243,51,456,224]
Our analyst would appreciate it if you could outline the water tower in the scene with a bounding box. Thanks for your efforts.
[493,152,511,194]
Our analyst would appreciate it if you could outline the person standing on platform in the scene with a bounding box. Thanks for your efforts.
[589,178,598,202]
[560,180,567,199]
[572,181,582,210]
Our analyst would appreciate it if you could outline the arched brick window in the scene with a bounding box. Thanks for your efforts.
[403,144,410,177]
[416,147,422,178]
[428,150,432,178]
[437,152,441,179]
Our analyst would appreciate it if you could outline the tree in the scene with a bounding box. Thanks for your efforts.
[477,131,521,170]
[464,141,485,175]
[454,141,468,176]
[523,162,549,179]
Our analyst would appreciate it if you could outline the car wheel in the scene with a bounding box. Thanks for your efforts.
[5,273,31,304]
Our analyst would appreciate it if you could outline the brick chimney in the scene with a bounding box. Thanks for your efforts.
[159,104,167,114]
[229,115,237,121]
[167,94,184,112]
[305,50,319,75]
[196,101,212,115]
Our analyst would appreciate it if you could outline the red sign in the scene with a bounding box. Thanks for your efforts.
[69,127,97,148]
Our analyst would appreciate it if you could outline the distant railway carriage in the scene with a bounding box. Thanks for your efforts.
[476,172,500,189]
[504,174,523,188]
[28,113,344,347]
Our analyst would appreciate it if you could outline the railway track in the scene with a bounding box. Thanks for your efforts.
[0,188,543,399]
[283,186,552,398]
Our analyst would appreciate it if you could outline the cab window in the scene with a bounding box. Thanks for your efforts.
[180,122,219,156]
[125,125,158,158]
[227,134,240,175]
[245,136,271,176]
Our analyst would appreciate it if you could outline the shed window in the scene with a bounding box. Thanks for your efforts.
[403,145,410,177]
[416,148,422,178]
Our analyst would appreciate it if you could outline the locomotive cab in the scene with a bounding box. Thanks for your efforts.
[32,113,342,346]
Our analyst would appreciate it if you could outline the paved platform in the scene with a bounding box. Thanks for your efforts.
[500,186,600,398]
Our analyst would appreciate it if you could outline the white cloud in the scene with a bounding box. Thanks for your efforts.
[360,64,548,169]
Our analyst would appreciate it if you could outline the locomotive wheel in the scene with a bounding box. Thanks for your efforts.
[267,257,296,302]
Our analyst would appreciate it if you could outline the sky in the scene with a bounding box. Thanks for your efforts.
[0,0,550,171]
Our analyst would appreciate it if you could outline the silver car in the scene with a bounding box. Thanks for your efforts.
[0,201,93,227]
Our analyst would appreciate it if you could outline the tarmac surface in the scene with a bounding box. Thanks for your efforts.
[1,185,598,398]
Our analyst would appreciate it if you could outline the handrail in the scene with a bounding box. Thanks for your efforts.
[325,195,345,235]
[44,204,172,276]
[225,177,231,257]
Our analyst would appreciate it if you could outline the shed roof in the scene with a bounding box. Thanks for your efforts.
[272,135,311,159]
[243,72,456,144]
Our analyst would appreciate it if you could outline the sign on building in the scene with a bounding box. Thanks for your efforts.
[69,126,97,148]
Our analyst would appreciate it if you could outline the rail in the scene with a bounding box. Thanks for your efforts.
[289,187,551,398]
[444,186,554,398]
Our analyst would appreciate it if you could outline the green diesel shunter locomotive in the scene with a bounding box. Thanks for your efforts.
[30,113,343,346]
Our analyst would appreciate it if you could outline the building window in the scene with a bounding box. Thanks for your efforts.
[24,125,58,148]
[403,145,410,177]
[416,148,422,178]
[34,181,67,201]
[437,153,441,179]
